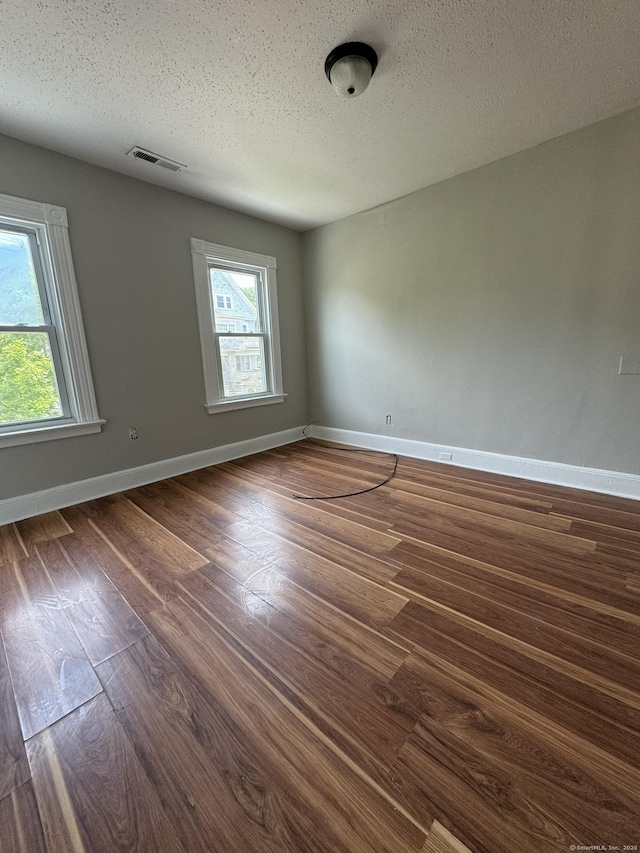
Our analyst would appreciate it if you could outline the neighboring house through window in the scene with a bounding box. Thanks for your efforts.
[0,192,103,447]
[191,239,285,412]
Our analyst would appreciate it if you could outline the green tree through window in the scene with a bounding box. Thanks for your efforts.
[0,332,60,424]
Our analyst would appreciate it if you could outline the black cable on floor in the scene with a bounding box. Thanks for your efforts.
[292,422,399,501]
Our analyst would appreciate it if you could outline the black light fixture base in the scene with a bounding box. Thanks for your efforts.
[324,42,378,81]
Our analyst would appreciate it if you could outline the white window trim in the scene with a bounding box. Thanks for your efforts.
[0,192,104,447]
[191,238,286,413]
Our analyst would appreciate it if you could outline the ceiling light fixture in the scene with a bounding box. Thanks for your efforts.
[325,42,378,98]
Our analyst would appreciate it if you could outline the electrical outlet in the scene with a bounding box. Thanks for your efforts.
[439,452,453,462]
[385,414,392,426]
[129,427,139,440]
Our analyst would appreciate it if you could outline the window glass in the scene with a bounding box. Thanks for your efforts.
[210,269,260,332]
[0,228,45,325]
[0,331,62,426]
[219,336,266,397]
[0,224,65,429]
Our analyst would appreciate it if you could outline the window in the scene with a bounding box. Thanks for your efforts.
[215,294,232,310]
[235,355,258,372]
[0,192,103,447]
[191,238,285,412]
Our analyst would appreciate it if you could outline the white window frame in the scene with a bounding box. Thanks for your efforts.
[0,192,104,448]
[215,293,232,310]
[191,238,286,413]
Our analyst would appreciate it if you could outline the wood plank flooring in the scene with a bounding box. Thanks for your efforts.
[1,439,639,852]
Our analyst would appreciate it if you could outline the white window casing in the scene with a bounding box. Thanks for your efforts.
[191,238,286,413]
[0,192,104,447]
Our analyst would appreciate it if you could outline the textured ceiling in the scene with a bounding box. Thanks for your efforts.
[1,0,639,230]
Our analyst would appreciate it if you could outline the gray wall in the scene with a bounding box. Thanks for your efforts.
[0,134,308,500]
[303,107,640,475]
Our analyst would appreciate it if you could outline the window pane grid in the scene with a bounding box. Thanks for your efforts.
[213,332,265,337]
[0,323,55,332]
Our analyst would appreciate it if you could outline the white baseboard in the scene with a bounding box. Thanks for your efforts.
[0,426,305,525]
[4,422,639,525]
[310,425,640,502]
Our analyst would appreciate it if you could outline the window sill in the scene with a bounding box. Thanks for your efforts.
[0,419,106,449]
[206,393,287,414]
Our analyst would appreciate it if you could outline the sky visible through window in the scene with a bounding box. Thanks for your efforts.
[0,229,44,325]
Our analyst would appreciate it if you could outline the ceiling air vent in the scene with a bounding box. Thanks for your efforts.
[127,147,184,172]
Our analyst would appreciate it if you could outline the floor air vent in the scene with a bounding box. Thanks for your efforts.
[127,147,184,172]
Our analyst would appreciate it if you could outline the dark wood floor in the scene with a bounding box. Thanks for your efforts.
[1,439,639,853]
